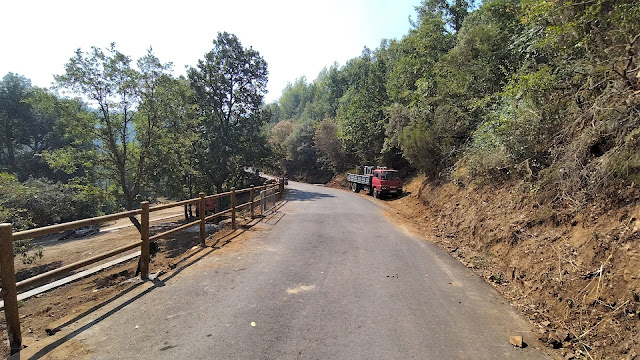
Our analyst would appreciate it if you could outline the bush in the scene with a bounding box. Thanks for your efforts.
[398,119,444,180]
[1,173,115,228]
[0,173,33,230]
[1,173,116,264]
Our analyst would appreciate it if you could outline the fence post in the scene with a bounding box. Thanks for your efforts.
[231,187,236,229]
[250,185,255,219]
[0,223,22,354]
[140,202,150,280]
[199,192,206,247]
[279,178,285,200]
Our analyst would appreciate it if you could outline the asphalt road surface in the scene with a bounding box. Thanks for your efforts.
[71,181,547,359]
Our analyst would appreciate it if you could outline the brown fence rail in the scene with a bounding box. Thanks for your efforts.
[0,179,285,354]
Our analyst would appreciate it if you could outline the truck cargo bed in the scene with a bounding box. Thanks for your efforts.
[346,173,371,186]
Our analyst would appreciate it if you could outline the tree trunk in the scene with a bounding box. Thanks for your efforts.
[128,215,142,232]
[4,125,16,174]
[215,181,224,196]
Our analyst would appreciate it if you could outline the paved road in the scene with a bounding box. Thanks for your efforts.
[67,182,547,359]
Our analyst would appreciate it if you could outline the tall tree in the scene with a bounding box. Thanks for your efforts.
[419,0,473,32]
[55,45,173,228]
[314,119,346,171]
[188,32,269,193]
[337,47,390,164]
[0,73,32,174]
[144,76,200,200]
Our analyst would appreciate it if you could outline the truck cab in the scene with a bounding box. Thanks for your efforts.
[370,168,403,198]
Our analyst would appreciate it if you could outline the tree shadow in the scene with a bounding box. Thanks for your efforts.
[89,269,135,290]
[286,188,336,202]
[159,230,202,259]
[14,261,64,283]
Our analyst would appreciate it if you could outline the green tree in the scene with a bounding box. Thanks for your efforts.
[282,122,326,180]
[24,88,87,180]
[188,32,269,193]
[0,74,78,181]
[55,44,174,228]
[337,47,390,164]
[0,73,33,175]
[314,119,346,172]
[144,76,200,200]
[279,77,313,120]
[386,12,453,106]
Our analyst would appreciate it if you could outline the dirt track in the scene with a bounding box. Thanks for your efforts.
[14,206,186,283]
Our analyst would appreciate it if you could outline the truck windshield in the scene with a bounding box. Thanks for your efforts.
[381,171,399,180]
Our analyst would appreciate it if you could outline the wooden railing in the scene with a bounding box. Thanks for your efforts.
[0,179,285,354]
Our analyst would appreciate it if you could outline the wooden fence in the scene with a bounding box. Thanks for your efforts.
[0,179,285,354]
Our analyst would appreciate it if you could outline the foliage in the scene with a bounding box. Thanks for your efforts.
[13,240,43,265]
[55,45,166,210]
[386,11,453,106]
[0,73,32,175]
[1,172,114,264]
[0,173,113,228]
[142,76,200,199]
[0,173,33,230]
[398,118,443,179]
[419,0,473,32]
[314,119,347,172]
[188,32,270,193]
[0,74,76,181]
[336,48,390,164]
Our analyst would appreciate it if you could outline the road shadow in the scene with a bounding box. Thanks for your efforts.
[262,211,285,225]
[286,188,335,202]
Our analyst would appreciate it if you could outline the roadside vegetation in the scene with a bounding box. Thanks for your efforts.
[267,0,640,206]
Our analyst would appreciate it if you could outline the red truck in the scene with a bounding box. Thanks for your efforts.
[347,166,403,198]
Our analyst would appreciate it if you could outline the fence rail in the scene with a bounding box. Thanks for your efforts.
[0,178,286,354]
[261,187,278,216]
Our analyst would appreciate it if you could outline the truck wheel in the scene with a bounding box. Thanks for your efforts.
[373,187,379,199]
[351,183,358,192]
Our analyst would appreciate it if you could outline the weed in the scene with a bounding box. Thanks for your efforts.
[470,254,492,269]
[490,272,504,284]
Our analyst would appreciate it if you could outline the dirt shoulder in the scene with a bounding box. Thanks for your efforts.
[333,174,640,359]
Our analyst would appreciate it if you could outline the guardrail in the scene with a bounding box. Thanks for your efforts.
[0,179,286,354]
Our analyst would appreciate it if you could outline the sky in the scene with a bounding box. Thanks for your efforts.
[1,0,421,103]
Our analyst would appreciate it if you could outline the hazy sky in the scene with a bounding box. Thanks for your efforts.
[1,0,421,103]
